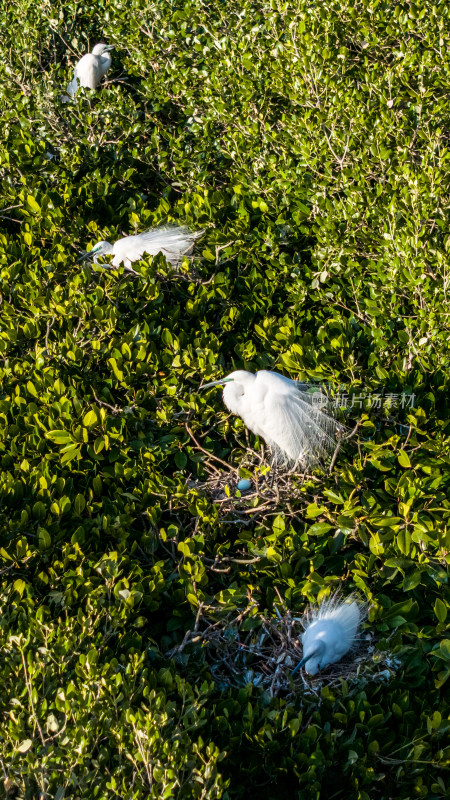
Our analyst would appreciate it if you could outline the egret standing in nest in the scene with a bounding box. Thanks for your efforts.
[65,43,114,99]
[200,370,343,468]
[292,594,364,676]
[79,226,204,272]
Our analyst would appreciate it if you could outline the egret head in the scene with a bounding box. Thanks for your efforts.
[199,370,257,422]
[292,641,326,677]
[200,370,254,391]
[78,241,113,263]
[300,652,322,676]
[92,43,114,55]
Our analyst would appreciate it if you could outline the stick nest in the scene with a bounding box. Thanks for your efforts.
[186,442,319,521]
[167,599,398,699]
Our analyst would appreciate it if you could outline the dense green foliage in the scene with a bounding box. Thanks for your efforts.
[0,0,449,797]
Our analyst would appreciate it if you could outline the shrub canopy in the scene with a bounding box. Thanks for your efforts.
[0,1,449,798]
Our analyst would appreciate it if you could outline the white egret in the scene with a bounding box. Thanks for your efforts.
[200,370,343,467]
[65,43,113,99]
[79,226,203,272]
[292,594,364,676]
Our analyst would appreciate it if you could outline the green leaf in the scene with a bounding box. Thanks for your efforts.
[308,523,333,536]
[13,579,26,597]
[108,357,124,382]
[187,593,199,606]
[388,615,407,628]
[46,429,74,444]
[26,195,40,214]
[306,503,327,518]
[60,445,81,465]
[369,534,384,555]
[402,570,422,591]
[323,490,345,504]
[38,528,51,550]
[32,501,47,520]
[434,599,447,623]
[433,640,450,663]
[174,451,187,469]
[83,409,99,427]
[372,516,401,527]
[266,546,282,561]
[74,494,86,515]
[398,450,411,468]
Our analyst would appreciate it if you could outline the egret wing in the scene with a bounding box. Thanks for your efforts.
[137,226,203,265]
[98,54,112,79]
[111,227,202,268]
[261,384,343,465]
[73,54,99,89]
[111,234,148,267]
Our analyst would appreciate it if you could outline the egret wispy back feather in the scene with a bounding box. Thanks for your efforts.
[264,386,343,466]
[131,226,204,266]
[81,225,204,271]
[295,593,366,676]
[214,370,344,469]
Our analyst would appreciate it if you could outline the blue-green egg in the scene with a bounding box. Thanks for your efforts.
[237,479,252,492]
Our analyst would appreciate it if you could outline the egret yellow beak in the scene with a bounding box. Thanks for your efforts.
[78,249,99,262]
[199,379,232,390]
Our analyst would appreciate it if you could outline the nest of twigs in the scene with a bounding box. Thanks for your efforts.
[185,429,326,521]
[184,417,362,521]
[167,597,397,699]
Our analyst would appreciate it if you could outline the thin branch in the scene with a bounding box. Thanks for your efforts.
[91,389,121,415]
[185,425,234,471]
[329,420,361,474]
[20,650,46,748]
[45,316,56,352]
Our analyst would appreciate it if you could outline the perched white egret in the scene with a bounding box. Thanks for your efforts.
[79,226,203,272]
[200,370,343,467]
[292,594,364,676]
[65,43,113,99]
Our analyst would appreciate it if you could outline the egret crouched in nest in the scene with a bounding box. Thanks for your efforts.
[201,369,343,469]
[292,594,365,676]
[79,226,204,272]
[65,43,114,100]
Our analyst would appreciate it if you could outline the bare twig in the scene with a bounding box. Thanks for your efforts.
[91,389,121,415]
[45,315,56,352]
[329,419,362,474]
[185,425,235,471]
[20,650,46,748]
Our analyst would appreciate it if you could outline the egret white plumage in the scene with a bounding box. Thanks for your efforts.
[79,226,203,272]
[201,370,343,467]
[292,594,364,676]
[66,43,113,99]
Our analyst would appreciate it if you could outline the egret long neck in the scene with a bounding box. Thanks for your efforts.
[100,53,112,73]
[222,381,245,416]
[304,641,325,662]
